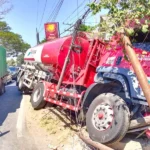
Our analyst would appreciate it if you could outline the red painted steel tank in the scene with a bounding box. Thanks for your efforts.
[24,35,90,79]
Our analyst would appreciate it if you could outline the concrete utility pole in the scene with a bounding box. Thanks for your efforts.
[36,28,40,45]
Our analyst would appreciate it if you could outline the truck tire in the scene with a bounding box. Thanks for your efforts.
[0,82,5,95]
[30,82,46,110]
[16,76,20,86]
[16,72,22,86]
[18,76,25,91]
[86,93,130,144]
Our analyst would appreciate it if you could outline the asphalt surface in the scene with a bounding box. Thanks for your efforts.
[0,81,37,150]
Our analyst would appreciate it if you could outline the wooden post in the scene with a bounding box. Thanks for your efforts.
[78,133,114,150]
[129,116,150,129]
[121,34,150,107]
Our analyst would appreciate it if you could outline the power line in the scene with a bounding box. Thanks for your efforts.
[38,0,57,32]
[60,0,95,36]
[77,0,79,19]
[38,0,48,31]
[51,0,64,21]
[36,0,39,29]
[69,6,86,24]
[60,25,74,36]
[47,0,62,21]
[63,0,86,23]
[39,0,64,33]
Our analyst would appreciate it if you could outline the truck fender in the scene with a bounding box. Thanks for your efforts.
[80,74,131,120]
[102,72,131,99]
[81,82,116,111]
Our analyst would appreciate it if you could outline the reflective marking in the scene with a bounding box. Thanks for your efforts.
[63,92,67,94]
[78,95,81,98]
[66,105,70,108]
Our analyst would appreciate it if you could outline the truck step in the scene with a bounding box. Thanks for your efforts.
[44,97,80,111]
[23,81,31,89]
[46,88,82,99]
[25,77,32,83]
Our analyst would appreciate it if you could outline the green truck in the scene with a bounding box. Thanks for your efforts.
[0,46,7,95]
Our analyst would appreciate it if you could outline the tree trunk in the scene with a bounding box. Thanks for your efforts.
[121,34,150,107]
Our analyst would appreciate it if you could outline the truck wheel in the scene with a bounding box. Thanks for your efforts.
[86,93,130,144]
[30,82,46,110]
[18,76,25,91]
[16,76,20,86]
[16,72,22,86]
[0,82,5,95]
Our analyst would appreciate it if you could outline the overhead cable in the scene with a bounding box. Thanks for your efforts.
[39,0,64,33]
[63,0,86,23]
[51,0,64,21]
[38,0,48,31]
[36,0,39,29]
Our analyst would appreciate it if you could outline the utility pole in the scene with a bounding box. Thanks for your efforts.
[36,28,40,45]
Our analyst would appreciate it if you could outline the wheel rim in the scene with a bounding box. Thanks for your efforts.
[92,104,114,131]
[33,88,41,102]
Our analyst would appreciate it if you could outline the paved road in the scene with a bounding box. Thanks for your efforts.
[0,81,37,150]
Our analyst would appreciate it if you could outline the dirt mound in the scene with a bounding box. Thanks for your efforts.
[25,95,90,150]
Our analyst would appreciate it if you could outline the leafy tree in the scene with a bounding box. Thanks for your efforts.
[89,0,150,37]
[79,24,96,32]
[0,21,11,31]
[7,58,16,66]
[17,54,24,66]
[0,21,31,53]
[21,42,30,54]
[40,38,47,44]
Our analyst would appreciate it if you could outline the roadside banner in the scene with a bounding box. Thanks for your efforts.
[44,22,60,41]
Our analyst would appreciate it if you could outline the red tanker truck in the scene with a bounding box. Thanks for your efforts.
[17,16,150,144]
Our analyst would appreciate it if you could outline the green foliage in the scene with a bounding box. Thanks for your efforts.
[17,54,24,66]
[7,59,16,66]
[0,21,11,31]
[89,0,150,36]
[40,38,47,44]
[0,21,30,53]
[79,24,96,32]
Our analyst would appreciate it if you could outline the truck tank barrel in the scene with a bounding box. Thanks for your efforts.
[24,35,90,81]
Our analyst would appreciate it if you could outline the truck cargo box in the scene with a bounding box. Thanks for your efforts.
[0,46,7,78]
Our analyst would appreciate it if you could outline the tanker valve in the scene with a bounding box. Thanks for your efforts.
[72,45,82,53]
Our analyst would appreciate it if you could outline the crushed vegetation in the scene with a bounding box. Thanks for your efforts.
[25,97,90,150]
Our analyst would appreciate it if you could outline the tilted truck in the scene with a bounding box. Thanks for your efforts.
[0,46,7,95]
[17,17,150,144]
